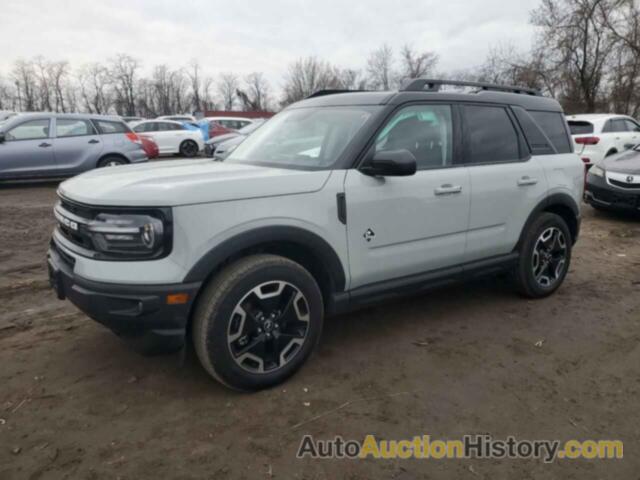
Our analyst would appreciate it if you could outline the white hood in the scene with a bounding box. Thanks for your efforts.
[58,159,332,206]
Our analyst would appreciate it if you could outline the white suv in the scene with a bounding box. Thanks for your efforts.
[48,80,584,391]
[567,114,640,166]
[131,119,204,157]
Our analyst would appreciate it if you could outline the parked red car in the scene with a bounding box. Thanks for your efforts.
[139,134,159,159]
[208,120,235,139]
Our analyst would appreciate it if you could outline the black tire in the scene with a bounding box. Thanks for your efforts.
[97,156,127,168]
[180,140,199,158]
[192,254,324,391]
[513,212,572,298]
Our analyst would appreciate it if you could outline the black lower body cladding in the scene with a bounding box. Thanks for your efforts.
[47,242,200,354]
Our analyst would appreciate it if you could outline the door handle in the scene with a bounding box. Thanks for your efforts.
[88,139,100,144]
[38,142,52,148]
[517,176,538,186]
[434,184,462,195]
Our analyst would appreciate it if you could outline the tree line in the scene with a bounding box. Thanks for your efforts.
[0,0,639,117]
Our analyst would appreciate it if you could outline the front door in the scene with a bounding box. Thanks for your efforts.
[345,104,471,289]
[0,118,56,178]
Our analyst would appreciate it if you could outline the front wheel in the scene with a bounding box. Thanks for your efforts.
[513,212,572,298]
[192,254,324,391]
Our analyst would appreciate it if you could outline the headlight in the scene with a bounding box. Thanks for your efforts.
[590,165,605,177]
[87,213,169,259]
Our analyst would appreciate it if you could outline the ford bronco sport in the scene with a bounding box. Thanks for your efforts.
[48,79,583,391]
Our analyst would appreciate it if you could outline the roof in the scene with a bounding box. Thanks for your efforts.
[291,89,563,112]
[7,112,124,121]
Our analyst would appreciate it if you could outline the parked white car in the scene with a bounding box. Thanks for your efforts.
[132,119,204,157]
[205,116,255,130]
[567,114,640,166]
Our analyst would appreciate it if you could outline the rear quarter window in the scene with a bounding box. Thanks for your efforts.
[529,111,572,154]
[568,121,594,135]
[93,120,131,135]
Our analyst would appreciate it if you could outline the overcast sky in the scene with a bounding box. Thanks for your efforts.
[0,0,537,92]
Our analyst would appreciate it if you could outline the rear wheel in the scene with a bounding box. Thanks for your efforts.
[97,156,127,168]
[192,254,324,391]
[513,213,572,298]
[180,140,199,158]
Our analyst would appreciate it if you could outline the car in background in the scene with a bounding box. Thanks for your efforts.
[0,113,147,180]
[584,146,640,213]
[157,114,197,123]
[139,135,159,159]
[205,116,254,131]
[567,114,640,167]
[205,119,265,157]
[0,111,17,125]
[132,119,204,157]
[122,116,144,124]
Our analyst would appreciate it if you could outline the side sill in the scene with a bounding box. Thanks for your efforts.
[328,253,519,315]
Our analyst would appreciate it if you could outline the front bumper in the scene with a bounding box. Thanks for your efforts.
[47,241,201,353]
[204,143,216,157]
[584,172,640,212]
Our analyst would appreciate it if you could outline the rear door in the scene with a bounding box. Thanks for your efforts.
[345,103,471,288]
[53,117,104,174]
[0,118,56,178]
[463,104,547,262]
[603,118,632,153]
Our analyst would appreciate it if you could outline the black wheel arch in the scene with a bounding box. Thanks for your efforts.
[184,226,347,307]
[515,193,581,250]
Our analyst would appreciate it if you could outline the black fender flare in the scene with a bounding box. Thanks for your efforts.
[515,193,581,250]
[183,225,347,291]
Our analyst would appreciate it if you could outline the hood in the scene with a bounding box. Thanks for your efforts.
[600,149,640,174]
[59,159,331,207]
[206,132,240,146]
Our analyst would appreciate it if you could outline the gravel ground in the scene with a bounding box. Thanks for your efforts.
[0,181,639,479]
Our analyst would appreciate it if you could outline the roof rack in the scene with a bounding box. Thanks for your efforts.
[306,89,367,99]
[400,79,541,96]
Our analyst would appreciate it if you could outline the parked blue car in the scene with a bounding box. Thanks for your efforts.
[0,113,148,180]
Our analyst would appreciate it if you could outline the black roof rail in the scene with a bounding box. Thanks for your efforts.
[400,78,541,96]
[306,89,368,99]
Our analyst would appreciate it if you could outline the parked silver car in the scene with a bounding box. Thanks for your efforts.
[0,113,148,180]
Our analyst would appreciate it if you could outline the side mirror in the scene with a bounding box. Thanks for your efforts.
[0,132,5,144]
[361,149,417,177]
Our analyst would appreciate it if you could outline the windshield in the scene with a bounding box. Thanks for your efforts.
[225,106,378,169]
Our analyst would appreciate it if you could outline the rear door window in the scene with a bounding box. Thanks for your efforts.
[463,105,520,164]
[56,119,97,138]
[624,119,640,132]
[529,111,572,154]
[603,119,628,133]
[568,121,594,135]
[93,120,130,134]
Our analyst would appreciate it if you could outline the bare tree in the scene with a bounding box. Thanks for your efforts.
[11,59,37,111]
[281,57,344,105]
[109,54,140,116]
[187,60,203,112]
[398,44,439,83]
[77,63,112,114]
[532,0,616,112]
[217,72,239,110]
[237,72,270,111]
[367,44,395,90]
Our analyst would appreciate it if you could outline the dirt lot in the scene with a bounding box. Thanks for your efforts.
[0,181,639,479]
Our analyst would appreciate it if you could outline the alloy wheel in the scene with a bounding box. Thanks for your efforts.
[227,281,310,374]
[532,227,567,288]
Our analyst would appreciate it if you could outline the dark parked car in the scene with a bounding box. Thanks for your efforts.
[0,113,147,180]
[584,147,640,213]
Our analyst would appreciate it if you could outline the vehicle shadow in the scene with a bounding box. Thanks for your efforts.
[0,178,64,189]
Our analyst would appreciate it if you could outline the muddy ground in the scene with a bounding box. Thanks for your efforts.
[0,181,639,479]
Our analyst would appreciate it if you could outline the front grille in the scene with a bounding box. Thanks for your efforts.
[54,198,97,252]
[589,185,639,208]
[609,178,640,189]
